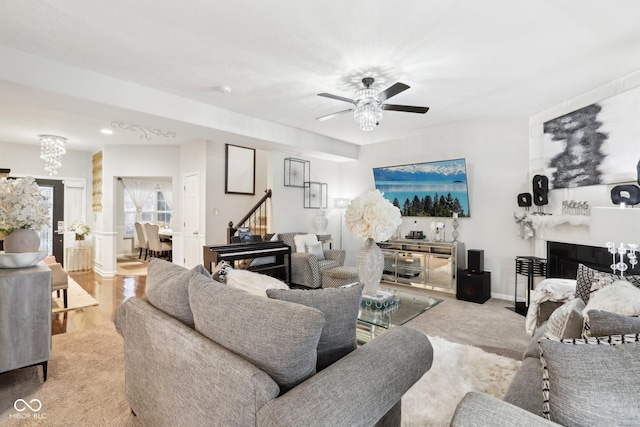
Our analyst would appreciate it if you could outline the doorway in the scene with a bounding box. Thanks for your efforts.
[36,179,65,264]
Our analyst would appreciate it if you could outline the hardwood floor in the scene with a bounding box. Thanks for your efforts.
[52,270,146,335]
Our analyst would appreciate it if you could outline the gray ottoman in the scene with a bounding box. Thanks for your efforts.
[322,266,360,288]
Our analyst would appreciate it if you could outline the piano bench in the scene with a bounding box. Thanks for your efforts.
[322,266,359,289]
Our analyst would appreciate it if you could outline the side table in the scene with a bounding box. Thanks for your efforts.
[66,245,94,272]
[514,256,547,316]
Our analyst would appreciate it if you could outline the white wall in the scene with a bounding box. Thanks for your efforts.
[339,119,533,300]
[529,68,640,255]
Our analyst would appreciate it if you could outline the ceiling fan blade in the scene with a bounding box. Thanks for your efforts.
[376,83,410,102]
[382,104,430,114]
[316,109,354,121]
[318,93,355,104]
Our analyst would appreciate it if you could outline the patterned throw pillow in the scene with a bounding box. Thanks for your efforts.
[574,264,640,304]
[539,334,640,425]
[544,298,586,340]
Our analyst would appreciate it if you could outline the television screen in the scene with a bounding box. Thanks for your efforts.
[372,158,470,217]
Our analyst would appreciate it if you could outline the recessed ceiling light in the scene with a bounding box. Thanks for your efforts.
[101,129,113,135]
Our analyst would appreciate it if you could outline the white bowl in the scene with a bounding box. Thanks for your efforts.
[0,251,48,268]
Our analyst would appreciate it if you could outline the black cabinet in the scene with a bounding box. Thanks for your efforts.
[456,270,491,304]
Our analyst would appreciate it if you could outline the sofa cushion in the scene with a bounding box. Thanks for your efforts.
[575,264,640,304]
[584,310,640,337]
[189,273,324,392]
[524,322,549,359]
[266,283,363,371]
[502,356,545,417]
[225,268,289,297]
[582,280,640,320]
[146,258,210,327]
[539,335,640,425]
[544,298,585,340]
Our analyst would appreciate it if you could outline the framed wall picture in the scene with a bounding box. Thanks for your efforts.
[225,144,255,195]
[304,181,328,209]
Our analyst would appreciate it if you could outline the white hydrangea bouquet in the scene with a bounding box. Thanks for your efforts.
[70,221,91,240]
[345,189,402,242]
[0,177,49,234]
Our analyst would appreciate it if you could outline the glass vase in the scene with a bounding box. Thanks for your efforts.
[357,237,384,296]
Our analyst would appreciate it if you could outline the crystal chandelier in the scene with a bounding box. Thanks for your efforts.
[353,83,383,131]
[39,135,67,176]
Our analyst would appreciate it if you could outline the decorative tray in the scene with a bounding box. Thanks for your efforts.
[0,251,48,269]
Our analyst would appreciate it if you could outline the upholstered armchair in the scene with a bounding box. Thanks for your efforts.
[277,232,346,289]
[44,256,68,308]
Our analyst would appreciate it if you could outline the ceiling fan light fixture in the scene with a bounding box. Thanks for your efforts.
[354,85,383,131]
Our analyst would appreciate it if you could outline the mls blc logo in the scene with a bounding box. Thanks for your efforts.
[10,398,45,420]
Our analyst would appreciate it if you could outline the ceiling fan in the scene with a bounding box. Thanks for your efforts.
[316,77,429,131]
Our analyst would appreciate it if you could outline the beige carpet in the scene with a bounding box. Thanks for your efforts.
[0,324,138,426]
[0,321,520,426]
[116,256,148,276]
[51,277,99,314]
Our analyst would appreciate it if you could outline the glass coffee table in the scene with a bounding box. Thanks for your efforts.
[357,287,443,342]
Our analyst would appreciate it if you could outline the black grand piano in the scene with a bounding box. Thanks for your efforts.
[203,241,291,283]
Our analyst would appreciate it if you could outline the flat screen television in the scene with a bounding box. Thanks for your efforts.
[372,158,470,217]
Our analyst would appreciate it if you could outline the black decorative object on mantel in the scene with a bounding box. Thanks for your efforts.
[532,175,549,207]
[610,160,640,206]
[517,193,532,209]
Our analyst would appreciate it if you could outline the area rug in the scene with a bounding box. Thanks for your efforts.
[51,277,99,313]
[116,256,148,276]
[402,335,521,427]
[0,325,519,426]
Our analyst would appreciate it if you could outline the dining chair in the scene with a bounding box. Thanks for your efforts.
[134,222,149,260]
[144,223,172,261]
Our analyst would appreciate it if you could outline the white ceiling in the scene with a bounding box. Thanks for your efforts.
[2,0,640,156]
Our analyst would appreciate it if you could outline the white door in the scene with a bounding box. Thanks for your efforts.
[183,173,201,269]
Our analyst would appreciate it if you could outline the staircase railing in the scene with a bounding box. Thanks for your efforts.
[227,189,272,243]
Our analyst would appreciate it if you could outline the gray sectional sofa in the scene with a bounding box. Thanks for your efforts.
[451,266,640,427]
[115,259,433,426]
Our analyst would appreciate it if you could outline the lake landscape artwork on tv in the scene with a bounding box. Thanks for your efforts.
[373,158,470,217]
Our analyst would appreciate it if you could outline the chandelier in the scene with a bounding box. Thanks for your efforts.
[39,135,67,176]
[353,81,383,131]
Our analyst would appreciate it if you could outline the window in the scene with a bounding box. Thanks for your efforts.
[124,190,172,237]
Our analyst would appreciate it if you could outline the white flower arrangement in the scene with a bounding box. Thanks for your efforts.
[0,177,49,234]
[70,221,91,238]
[345,189,402,242]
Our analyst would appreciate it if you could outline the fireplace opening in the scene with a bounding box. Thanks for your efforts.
[547,241,640,278]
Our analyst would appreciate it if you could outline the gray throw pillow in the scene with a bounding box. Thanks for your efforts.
[267,283,364,371]
[544,298,585,340]
[189,273,325,392]
[145,258,211,327]
[539,335,640,426]
[584,310,640,337]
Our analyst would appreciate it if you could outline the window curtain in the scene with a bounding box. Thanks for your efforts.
[157,181,173,211]
[121,178,155,249]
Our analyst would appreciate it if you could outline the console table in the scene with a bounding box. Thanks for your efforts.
[0,263,51,380]
[378,239,464,294]
[66,245,94,272]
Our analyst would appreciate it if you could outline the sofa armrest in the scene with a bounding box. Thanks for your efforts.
[290,252,321,288]
[257,326,432,427]
[450,392,559,427]
[324,249,346,264]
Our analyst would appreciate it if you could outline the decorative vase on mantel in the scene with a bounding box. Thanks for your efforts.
[357,237,385,296]
[3,228,40,253]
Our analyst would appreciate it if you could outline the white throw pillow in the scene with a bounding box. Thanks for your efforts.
[306,241,325,260]
[293,234,319,253]
[225,268,289,297]
[582,280,640,321]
